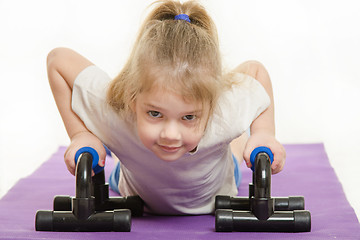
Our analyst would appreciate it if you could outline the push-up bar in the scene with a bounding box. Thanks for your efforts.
[35,147,144,232]
[215,147,311,232]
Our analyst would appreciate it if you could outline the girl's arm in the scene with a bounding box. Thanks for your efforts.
[47,47,106,175]
[234,61,286,174]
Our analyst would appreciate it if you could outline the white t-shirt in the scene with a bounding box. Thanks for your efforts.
[72,65,270,215]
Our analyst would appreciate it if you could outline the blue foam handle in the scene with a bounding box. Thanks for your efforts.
[74,147,104,174]
[250,146,274,172]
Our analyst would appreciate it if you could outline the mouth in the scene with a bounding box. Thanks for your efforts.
[158,144,182,153]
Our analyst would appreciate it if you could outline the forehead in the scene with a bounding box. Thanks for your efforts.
[140,63,208,100]
[137,86,203,113]
[137,63,215,115]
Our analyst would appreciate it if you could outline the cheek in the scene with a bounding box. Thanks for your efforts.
[185,117,208,149]
[136,118,158,147]
[183,128,204,149]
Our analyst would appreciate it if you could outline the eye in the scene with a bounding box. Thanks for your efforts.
[182,115,196,121]
[147,111,162,118]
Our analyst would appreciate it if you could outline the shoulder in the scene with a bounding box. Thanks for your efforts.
[223,71,265,98]
[47,47,94,89]
[72,65,112,116]
[232,60,268,81]
[73,65,112,96]
[206,69,270,139]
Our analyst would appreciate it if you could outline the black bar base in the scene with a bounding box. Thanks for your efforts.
[215,148,311,232]
[216,209,311,232]
[36,209,131,232]
[35,151,143,232]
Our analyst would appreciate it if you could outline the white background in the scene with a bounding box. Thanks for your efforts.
[0,0,359,220]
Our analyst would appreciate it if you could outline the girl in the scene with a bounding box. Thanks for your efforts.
[47,0,285,215]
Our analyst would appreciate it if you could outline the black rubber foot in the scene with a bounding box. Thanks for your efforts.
[35,210,53,231]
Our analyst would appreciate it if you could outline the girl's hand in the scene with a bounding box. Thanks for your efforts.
[64,131,106,175]
[243,132,286,174]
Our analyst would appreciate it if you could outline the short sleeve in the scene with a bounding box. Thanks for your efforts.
[209,73,271,142]
[71,65,116,142]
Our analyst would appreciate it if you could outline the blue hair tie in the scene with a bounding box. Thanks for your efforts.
[174,14,191,23]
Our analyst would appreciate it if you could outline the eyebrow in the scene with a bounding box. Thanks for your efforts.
[143,103,202,115]
[143,103,164,111]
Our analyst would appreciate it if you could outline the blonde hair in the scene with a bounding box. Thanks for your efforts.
[107,0,226,119]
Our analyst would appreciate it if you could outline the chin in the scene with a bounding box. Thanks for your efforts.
[156,153,183,162]
[153,148,186,162]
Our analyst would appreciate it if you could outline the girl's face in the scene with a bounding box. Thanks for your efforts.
[133,86,209,162]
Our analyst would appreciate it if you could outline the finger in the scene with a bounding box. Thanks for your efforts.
[243,152,252,169]
[65,156,76,175]
[271,163,280,174]
[271,160,285,174]
[98,158,106,167]
[97,146,107,167]
[271,149,286,174]
[64,148,76,176]
[243,145,254,169]
[67,166,76,176]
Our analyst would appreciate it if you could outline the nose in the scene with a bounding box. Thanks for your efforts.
[160,120,181,141]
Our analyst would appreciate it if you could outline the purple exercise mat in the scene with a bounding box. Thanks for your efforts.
[0,143,359,239]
